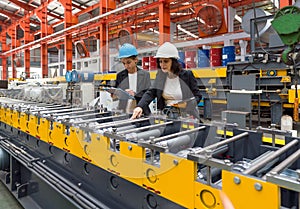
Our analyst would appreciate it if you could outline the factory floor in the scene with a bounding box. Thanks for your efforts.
[0,181,23,209]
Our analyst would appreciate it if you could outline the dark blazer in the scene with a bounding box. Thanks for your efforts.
[137,69,202,118]
[116,67,151,114]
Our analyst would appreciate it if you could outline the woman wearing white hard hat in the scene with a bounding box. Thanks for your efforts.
[131,42,202,119]
[116,43,151,114]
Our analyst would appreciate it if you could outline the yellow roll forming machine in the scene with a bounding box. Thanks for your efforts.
[0,97,299,209]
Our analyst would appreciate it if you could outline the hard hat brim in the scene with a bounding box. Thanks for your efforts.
[153,55,179,59]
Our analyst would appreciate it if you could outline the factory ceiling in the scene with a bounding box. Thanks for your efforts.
[0,0,278,43]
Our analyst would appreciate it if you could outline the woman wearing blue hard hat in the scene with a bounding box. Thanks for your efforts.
[131,42,202,120]
[116,43,151,114]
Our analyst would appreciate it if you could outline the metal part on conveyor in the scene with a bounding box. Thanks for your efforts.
[186,132,249,170]
[59,112,109,121]
[52,109,101,117]
[194,132,249,155]
[125,128,163,141]
[103,120,172,142]
[26,104,70,110]
[92,117,149,129]
[158,135,192,153]
[7,103,64,113]
[265,148,300,192]
[114,124,136,132]
[211,144,229,157]
[32,107,85,115]
[69,114,113,124]
[71,114,128,126]
[28,104,66,109]
[243,139,299,175]
[149,126,206,144]
[15,103,64,110]
[118,121,173,135]
[232,150,275,173]
[138,126,206,152]
[268,149,300,175]
[265,149,300,192]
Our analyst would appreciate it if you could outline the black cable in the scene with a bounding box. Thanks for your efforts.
[251,0,272,55]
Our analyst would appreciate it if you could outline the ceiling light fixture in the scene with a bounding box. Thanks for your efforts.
[149,28,159,34]
[0,13,9,19]
[234,14,242,23]
[177,24,198,39]
[0,1,20,10]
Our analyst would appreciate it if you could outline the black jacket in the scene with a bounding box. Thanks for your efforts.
[116,67,151,114]
[137,69,202,118]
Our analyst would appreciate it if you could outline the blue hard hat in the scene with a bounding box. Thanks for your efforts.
[65,71,72,82]
[118,43,138,58]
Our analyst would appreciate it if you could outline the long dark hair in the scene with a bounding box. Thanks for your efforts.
[157,58,183,75]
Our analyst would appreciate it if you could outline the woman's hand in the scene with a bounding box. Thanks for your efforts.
[131,107,143,119]
[220,191,235,209]
[125,89,135,96]
[171,102,187,108]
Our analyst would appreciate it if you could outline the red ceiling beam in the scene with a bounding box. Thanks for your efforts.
[47,11,64,20]
[76,3,99,16]
[0,9,22,21]
[5,0,63,21]
[229,0,267,8]
[8,0,35,12]
[0,9,42,27]
[72,3,85,11]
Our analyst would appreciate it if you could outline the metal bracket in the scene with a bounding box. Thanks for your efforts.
[17,182,39,198]
[5,172,10,184]
[138,141,167,153]
[188,153,233,171]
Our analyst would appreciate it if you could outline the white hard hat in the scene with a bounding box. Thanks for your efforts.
[154,42,179,59]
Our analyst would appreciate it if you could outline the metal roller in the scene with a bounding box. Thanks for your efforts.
[126,128,162,141]
[54,109,100,117]
[0,146,9,171]
[243,140,298,175]
[115,125,136,132]
[118,121,173,135]
[37,107,85,114]
[158,135,193,153]
[58,112,108,121]
[93,117,149,129]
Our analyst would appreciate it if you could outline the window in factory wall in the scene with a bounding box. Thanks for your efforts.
[77,62,81,71]
[84,61,88,67]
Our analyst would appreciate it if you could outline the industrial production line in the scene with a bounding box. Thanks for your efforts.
[0,98,299,209]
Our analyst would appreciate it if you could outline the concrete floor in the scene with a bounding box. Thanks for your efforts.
[0,181,23,209]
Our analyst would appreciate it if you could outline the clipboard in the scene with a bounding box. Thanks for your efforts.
[102,87,135,100]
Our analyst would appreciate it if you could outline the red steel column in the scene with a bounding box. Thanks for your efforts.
[36,7,48,78]
[8,27,17,78]
[20,19,31,78]
[158,0,171,44]
[60,0,73,73]
[1,31,7,79]
[99,0,116,72]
